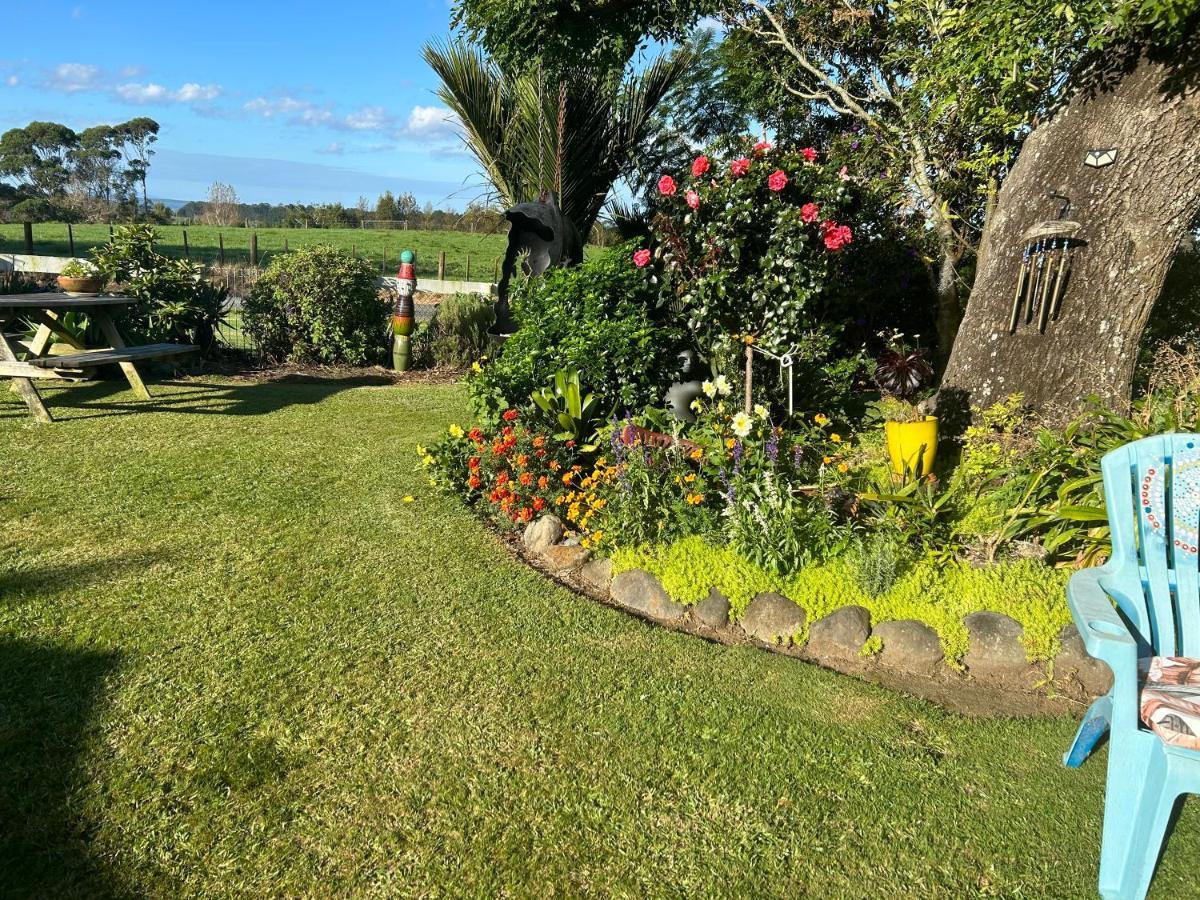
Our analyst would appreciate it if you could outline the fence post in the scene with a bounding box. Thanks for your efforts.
[67,223,75,256]
[465,252,471,281]
[250,232,259,267]
[219,233,225,266]
[183,229,190,259]
[283,237,288,253]
[437,250,446,280]
[109,224,114,242]
[22,222,32,255]
[493,258,500,283]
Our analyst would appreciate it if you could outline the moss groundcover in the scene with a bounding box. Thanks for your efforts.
[2,375,1197,897]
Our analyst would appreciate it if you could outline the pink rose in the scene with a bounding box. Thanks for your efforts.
[838,165,850,181]
[691,155,710,177]
[802,147,818,163]
[753,141,772,156]
[767,169,788,192]
[730,157,751,177]
[800,202,820,224]
[820,221,853,251]
[685,189,700,209]
[658,175,677,196]
[633,248,652,268]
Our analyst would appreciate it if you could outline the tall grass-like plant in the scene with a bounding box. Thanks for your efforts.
[429,293,495,368]
[423,40,688,238]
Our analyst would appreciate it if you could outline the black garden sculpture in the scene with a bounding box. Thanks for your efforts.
[491,191,583,335]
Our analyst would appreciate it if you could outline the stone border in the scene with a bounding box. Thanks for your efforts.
[520,515,1112,718]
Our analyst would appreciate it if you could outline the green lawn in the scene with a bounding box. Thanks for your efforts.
[1,375,1196,897]
[0,223,508,281]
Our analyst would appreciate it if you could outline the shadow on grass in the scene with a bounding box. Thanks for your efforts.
[0,373,394,422]
[0,637,124,896]
[0,550,167,610]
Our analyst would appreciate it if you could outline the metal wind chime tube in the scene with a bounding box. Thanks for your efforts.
[1007,219,1081,335]
[749,343,798,417]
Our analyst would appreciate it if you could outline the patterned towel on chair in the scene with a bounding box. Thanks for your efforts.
[1140,656,1200,750]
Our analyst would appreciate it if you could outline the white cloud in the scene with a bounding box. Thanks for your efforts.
[115,81,222,104]
[315,142,345,155]
[4,74,17,87]
[405,105,457,140]
[70,5,85,20]
[344,106,394,131]
[45,62,100,92]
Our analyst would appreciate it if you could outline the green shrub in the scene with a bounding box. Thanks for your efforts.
[90,223,226,348]
[467,243,681,422]
[245,244,388,365]
[428,293,494,368]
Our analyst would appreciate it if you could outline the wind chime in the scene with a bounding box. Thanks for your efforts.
[1007,195,1080,335]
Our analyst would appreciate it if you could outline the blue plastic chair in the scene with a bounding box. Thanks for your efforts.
[1064,433,1200,899]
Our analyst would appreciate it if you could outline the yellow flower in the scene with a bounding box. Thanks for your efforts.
[448,423,464,438]
[837,463,849,473]
[422,455,435,467]
[830,433,842,443]
[684,473,696,483]
[725,438,736,449]
[403,495,415,503]
[823,455,833,464]
[814,413,829,426]
[689,447,704,461]
[471,361,482,373]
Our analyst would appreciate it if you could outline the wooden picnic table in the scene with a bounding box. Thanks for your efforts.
[0,293,197,423]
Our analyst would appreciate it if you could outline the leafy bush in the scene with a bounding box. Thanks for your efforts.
[428,293,494,368]
[467,243,681,421]
[90,224,226,348]
[245,244,388,365]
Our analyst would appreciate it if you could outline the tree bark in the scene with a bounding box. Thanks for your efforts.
[939,43,1200,417]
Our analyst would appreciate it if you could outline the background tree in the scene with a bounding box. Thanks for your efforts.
[395,191,419,221]
[0,122,78,198]
[202,181,240,227]
[424,40,688,238]
[375,190,398,222]
[117,117,159,214]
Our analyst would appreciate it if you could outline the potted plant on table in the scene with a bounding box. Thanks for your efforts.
[873,334,937,478]
[56,259,105,297]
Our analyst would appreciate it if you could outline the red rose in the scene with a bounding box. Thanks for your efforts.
[802,147,818,163]
[753,140,772,156]
[820,220,853,251]
[767,170,788,192]
[800,202,820,224]
[685,189,700,210]
[691,155,709,177]
[730,157,750,177]
[632,248,652,268]
[502,409,519,422]
[658,175,677,196]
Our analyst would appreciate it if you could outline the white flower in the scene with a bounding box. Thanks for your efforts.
[731,412,752,437]
[754,403,769,419]
[702,380,717,398]
[714,375,732,396]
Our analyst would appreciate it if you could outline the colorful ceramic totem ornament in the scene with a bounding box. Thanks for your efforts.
[393,249,416,371]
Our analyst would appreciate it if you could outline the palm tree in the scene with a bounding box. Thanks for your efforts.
[423,41,689,239]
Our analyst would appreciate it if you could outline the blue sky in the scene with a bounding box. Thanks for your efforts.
[0,0,483,208]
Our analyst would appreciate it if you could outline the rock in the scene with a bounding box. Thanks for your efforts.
[741,593,806,645]
[694,588,731,628]
[610,569,687,622]
[963,611,1029,677]
[580,557,613,593]
[1054,624,1114,696]
[523,515,564,554]
[807,605,871,658]
[875,620,944,673]
[542,544,590,575]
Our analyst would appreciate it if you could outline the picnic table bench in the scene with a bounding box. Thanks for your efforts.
[0,293,197,423]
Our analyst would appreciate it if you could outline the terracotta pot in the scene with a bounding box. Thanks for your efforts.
[56,275,105,297]
[884,416,939,477]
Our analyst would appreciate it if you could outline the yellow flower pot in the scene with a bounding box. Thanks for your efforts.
[884,416,938,477]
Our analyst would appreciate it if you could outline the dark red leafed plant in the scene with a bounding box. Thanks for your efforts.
[873,345,933,400]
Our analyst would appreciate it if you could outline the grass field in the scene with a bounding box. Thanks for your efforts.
[0,223,509,281]
[2,375,1198,897]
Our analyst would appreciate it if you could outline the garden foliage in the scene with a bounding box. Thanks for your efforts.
[244,244,389,366]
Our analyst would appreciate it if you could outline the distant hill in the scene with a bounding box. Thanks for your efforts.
[149,198,193,212]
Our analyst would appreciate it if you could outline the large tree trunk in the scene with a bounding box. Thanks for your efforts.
[940,42,1200,417]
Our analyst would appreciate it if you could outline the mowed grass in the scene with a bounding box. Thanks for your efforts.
[0,223,509,281]
[2,375,1199,898]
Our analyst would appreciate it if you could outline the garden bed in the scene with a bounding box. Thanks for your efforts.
[512,513,1112,717]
